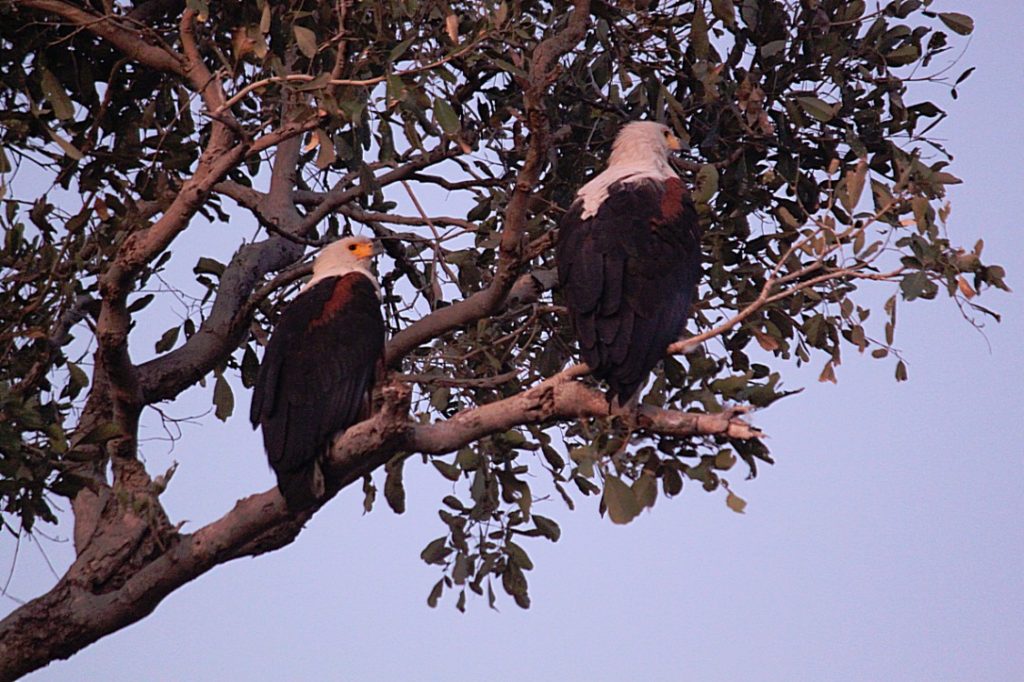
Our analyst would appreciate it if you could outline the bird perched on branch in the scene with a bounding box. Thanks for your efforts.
[556,121,703,407]
[250,236,385,511]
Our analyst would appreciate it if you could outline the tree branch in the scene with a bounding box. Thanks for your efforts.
[18,0,186,75]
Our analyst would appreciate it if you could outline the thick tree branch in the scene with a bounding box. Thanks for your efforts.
[18,0,186,75]
[410,366,760,453]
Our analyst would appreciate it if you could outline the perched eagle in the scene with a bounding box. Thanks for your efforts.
[250,236,385,511]
[556,121,703,406]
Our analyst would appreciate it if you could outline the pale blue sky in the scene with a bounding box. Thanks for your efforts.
[5,3,1023,680]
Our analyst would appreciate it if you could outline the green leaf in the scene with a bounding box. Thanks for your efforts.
[442,495,465,511]
[506,541,534,570]
[632,473,657,510]
[432,459,461,481]
[900,271,937,301]
[241,344,259,388]
[796,96,837,123]
[193,256,225,277]
[427,578,444,607]
[293,25,318,58]
[726,490,747,514]
[938,12,974,36]
[885,44,920,66]
[690,4,709,60]
[384,456,406,514]
[711,0,736,26]
[714,450,736,470]
[603,476,640,524]
[433,97,460,135]
[841,157,868,212]
[693,164,719,203]
[452,553,469,584]
[837,0,864,22]
[389,37,415,63]
[532,514,561,542]
[501,562,530,608]
[420,537,451,565]
[126,293,154,314]
[213,372,234,421]
[760,40,786,59]
[361,475,375,514]
[488,57,528,79]
[663,467,683,497]
[77,422,123,446]
[44,124,83,160]
[155,326,180,354]
[66,362,89,399]
[930,171,962,186]
[39,68,74,121]
[293,73,331,92]
[430,385,450,411]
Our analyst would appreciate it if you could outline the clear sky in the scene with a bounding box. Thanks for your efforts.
[4,3,1022,681]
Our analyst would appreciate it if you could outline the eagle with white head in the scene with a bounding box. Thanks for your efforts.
[250,236,385,510]
[556,121,703,406]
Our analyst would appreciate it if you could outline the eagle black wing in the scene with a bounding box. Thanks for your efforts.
[250,272,385,510]
[556,176,701,405]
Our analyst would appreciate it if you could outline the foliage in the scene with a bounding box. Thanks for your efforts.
[0,0,1004,629]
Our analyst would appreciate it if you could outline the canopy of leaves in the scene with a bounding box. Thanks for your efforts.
[0,0,1004,611]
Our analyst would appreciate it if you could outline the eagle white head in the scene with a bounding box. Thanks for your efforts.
[304,235,382,292]
[607,121,683,168]
[577,121,684,219]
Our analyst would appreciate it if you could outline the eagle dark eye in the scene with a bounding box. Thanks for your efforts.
[348,244,356,251]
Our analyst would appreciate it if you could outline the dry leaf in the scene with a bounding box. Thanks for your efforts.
[445,14,459,42]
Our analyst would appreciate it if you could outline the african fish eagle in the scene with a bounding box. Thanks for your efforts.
[250,235,386,511]
[556,121,703,406]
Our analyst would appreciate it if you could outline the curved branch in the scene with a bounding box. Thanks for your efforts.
[18,0,186,75]
[137,240,305,403]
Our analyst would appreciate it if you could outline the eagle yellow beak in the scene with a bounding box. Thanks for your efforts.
[353,241,380,259]
[666,133,683,151]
